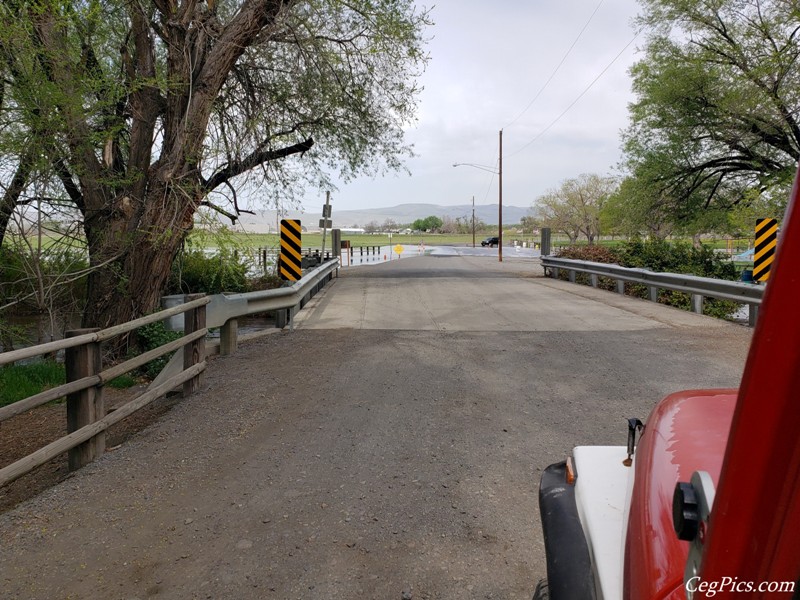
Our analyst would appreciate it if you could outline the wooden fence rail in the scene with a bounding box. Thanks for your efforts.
[0,295,210,487]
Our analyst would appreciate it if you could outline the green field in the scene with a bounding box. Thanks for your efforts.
[188,230,536,249]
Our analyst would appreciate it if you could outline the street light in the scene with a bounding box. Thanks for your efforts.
[453,129,504,262]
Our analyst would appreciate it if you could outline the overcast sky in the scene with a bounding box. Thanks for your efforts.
[303,0,643,214]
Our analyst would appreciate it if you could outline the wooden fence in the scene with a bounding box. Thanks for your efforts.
[0,295,209,487]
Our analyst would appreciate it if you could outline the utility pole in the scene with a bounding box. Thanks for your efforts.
[498,129,503,263]
[472,195,476,248]
[321,191,331,260]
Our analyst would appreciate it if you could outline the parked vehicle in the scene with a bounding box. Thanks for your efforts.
[535,171,800,599]
[481,236,499,247]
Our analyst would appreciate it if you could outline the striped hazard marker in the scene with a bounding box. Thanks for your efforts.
[279,219,302,281]
[754,218,778,282]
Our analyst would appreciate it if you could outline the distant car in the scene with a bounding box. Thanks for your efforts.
[481,236,499,247]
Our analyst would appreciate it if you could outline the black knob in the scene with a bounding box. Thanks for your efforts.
[673,482,700,541]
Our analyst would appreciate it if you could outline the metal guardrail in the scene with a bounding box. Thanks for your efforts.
[541,256,764,326]
[151,259,339,388]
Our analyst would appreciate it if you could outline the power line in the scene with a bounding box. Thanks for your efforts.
[504,0,605,130]
[506,32,640,159]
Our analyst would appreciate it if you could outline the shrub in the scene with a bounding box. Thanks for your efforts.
[135,321,182,380]
[246,272,284,292]
[168,248,248,295]
[555,239,740,320]
[555,245,619,264]
[616,239,739,319]
[553,245,620,290]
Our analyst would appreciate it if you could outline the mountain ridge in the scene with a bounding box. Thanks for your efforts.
[224,203,534,233]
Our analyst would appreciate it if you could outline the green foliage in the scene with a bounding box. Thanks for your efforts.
[618,239,739,319]
[536,174,617,244]
[553,245,621,290]
[725,189,787,237]
[0,244,89,313]
[247,272,284,292]
[107,374,138,389]
[135,321,181,380]
[554,245,619,264]
[0,361,65,408]
[168,248,248,295]
[412,216,444,232]
[615,238,737,280]
[0,316,29,352]
[0,0,431,327]
[621,0,800,227]
[555,238,740,319]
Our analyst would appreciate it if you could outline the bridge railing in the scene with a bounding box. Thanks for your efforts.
[0,259,339,487]
[541,256,764,326]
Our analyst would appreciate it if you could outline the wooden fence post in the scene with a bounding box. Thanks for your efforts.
[65,328,103,471]
[183,294,206,396]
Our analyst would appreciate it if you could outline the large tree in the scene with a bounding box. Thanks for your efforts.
[535,173,617,245]
[622,0,800,222]
[0,0,429,329]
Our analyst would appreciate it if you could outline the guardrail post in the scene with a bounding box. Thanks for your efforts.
[220,318,238,356]
[65,328,103,471]
[183,294,206,396]
[691,294,704,314]
[590,274,598,288]
[749,303,759,327]
[648,286,658,302]
[541,228,551,256]
[616,280,625,295]
[552,267,559,279]
[569,270,576,283]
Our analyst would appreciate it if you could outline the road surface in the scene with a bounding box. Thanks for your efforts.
[0,255,752,599]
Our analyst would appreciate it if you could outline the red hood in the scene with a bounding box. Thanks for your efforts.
[623,389,738,600]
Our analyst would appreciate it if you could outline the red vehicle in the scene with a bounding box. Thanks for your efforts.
[536,169,800,599]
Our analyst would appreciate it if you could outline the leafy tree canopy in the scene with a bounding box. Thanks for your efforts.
[622,0,800,226]
[411,215,443,232]
[535,173,617,245]
[0,0,431,328]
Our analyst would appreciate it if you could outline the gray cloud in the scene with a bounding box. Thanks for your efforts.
[309,0,641,213]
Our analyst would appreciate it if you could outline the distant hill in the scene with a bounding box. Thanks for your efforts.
[225,203,535,233]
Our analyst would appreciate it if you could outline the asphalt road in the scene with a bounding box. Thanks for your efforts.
[0,255,752,600]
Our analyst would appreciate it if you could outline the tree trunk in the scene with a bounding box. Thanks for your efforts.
[81,181,197,335]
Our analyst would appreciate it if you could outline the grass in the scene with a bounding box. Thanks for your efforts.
[0,361,66,407]
[189,230,536,249]
[0,361,139,408]
[107,374,138,389]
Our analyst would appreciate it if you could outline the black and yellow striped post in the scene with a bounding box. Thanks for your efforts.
[279,219,302,281]
[754,218,778,282]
